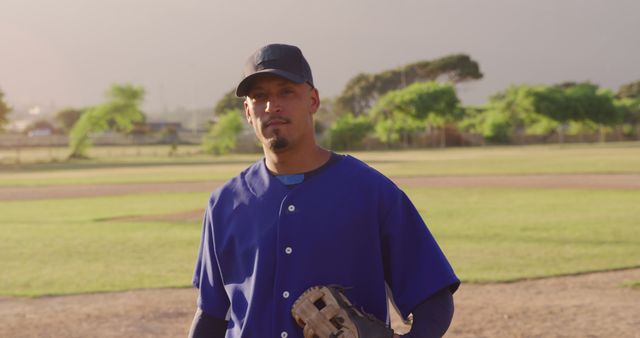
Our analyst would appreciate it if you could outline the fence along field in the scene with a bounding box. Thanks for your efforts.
[0,142,638,297]
[0,144,206,165]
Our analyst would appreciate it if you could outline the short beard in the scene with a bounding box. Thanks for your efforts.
[269,137,289,152]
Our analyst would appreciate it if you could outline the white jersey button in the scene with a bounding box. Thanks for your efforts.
[283,291,290,299]
[287,205,296,212]
[285,247,293,254]
[281,332,288,338]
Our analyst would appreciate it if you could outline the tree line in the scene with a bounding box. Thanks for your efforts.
[0,84,146,159]
[208,54,640,153]
[1,54,639,157]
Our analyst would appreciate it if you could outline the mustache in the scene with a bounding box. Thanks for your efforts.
[263,117,291,127]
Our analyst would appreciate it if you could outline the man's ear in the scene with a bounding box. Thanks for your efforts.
[310,88,320,114]
[244,99,253,125]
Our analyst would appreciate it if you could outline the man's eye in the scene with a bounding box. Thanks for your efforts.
[252,93,267,100]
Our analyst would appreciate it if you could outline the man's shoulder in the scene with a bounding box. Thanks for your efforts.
[328,154,400,196]
[208,159,263,202]
[338,154,396,185]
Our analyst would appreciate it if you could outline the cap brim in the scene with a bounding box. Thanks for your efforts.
[235,69,307,97]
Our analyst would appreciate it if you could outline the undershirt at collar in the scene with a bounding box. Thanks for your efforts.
[274,152,343,187]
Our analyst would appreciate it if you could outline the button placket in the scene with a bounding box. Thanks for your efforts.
[280,197,297,338]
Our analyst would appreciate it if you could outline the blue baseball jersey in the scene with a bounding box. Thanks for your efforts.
[192,154,459,338]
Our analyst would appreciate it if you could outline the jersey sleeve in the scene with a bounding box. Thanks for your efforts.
[192,204,231,319]
[380,187,459,319]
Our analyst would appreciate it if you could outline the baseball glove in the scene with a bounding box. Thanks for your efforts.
[291,285,395,338]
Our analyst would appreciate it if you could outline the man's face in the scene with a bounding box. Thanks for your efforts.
[244,75,319,153]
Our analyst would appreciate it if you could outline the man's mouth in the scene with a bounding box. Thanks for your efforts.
[264,118,289,128]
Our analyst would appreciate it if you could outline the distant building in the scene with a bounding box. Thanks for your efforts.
[6,119,31,132]
[27,128,53,137]
[24,120,58,137]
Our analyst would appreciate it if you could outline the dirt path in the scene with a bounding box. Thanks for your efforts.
[2,174,639,201]
[0,181,224,201]
[447,268,640,338]
[1,269,637,338]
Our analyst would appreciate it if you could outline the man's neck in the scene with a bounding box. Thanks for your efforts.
[264,145,331,175]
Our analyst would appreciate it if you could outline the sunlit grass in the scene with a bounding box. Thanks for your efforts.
[1,187,638,296]
[354,142,640,176]
[1,142,638,187]
[0,192,208,297]
[406,187,640,282]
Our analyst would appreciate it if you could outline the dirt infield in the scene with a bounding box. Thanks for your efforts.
[2,173,639,201]
[1,268,638,338]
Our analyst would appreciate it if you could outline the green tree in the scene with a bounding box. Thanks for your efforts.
[0,88,12,131]
[464,83,620,144]
[617,80,640,99]
[68,84,145,159]
[373,114,425,147]
[336,54,482,116]
[55,108,84,133]
[531,85,575,142]
[369,81,461,147]
[535,83,620,142]
[461,85,545,144]
[460,106,510,144]
[214,89,245,116]
[314,98,339,135]
[567,84,619,142]
[616,80,640,138]
[567,83,619,126]
[616,97,640,138]
[202,109,244,155]
[327,113,373,150]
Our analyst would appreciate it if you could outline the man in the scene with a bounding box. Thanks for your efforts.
[189,43,459,338]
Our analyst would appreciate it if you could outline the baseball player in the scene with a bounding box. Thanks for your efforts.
[189,43,459,338]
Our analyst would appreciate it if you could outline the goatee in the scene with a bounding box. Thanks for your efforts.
[270,137,289,152]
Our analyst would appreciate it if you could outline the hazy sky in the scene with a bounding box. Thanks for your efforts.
[1,0,639,115]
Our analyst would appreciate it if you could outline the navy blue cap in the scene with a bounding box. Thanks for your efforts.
[235,44,314,97]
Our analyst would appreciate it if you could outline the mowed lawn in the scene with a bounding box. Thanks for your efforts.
[0,142,639,296]
[1,142,640,186]
[409,187,640,282]
[0,192,209,297]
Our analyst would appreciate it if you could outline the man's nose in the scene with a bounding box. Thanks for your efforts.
[265,98,280,114]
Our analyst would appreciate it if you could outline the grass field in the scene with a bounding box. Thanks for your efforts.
[0,192,208,297]
[1,142,639,296]
[0,144,207,165]
[409,187,640,282]
[1,142,639,187]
